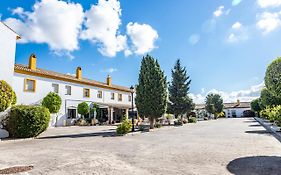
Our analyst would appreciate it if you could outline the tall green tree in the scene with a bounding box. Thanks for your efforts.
[265,57,281,97]
[260,88,281,108]
[136,55,168,129]
[168,59,193,119]
[250,98,262,113]
[205,93,224,119]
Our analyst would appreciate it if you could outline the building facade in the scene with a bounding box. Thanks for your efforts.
[195,100,253,118]
[0,22,134,126]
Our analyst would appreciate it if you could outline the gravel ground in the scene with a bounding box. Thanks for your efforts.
[0,118,280,175]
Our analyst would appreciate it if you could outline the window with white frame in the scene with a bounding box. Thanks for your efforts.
[52,83,59,93]
[65,85,71,95]
[128,94,132,102]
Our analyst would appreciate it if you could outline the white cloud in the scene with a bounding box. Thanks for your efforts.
[126,22,158,55]
[190,82,265,104]
[232,22,242,29]
[227,22,248,43]
[188,34,200,45]
[257,0,281,8]
[256,11,281,34]
[101,68,117,73]
[4,0,84,53]
[80,0,128,57]
[232,0,243,6]
[214,6,224,17]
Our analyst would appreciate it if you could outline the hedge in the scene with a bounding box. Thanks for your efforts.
[5,105,50,138]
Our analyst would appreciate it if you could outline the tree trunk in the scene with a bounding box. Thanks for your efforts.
[149,117,155,129]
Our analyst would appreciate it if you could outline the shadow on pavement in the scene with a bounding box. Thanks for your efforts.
[245,130,271,135]
[37,131,117,140]
[227,156,281,175]
[243,120,258,123]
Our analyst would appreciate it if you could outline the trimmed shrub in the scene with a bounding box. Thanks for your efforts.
[188,117,197,123]
[265,57,281,98]
[78,102,90,118]
[116,117,132,135]
[42,92,62,113]
[5,105,50,138]
[0,80,16,112]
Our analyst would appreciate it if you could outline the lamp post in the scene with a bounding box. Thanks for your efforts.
[130,85,135,132]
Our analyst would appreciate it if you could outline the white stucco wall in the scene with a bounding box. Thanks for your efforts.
[224,108,250,118]
[13,73,132,126]
[0,22,17,85]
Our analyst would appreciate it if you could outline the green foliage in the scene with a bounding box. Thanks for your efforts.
[251,98,262,112]
[135,55,168,128]
[259,88,281,108]
[5,105,50,138]
[265,57,281,98]
[259,106,281,124]
[168,59,194,118]
[0,80,16,112]
[205,93,224,118]
[42,92,62,113]
[78,102,90,117]
[116,117,132,135]
[188,117,197,123]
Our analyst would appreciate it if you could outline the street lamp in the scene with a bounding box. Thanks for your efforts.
[130,85,135,132]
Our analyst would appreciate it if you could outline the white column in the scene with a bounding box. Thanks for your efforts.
[125,108,129,119]
[110,107,114,123]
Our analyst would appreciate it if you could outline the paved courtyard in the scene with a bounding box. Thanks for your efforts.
[0,118,281,175]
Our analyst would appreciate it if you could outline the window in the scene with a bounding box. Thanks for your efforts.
[97,91,102,98]
[231,110,237,118]
[24,79,36,92]
[111,92,115,100]
[65,85,71,95]
[67,109,77,119]
[118,94,122,101]
[84,88,90,98]
[128,94,132,102]
[52,83,59,93]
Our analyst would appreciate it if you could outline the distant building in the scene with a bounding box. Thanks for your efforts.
[0,22,134,126]
[195,100,252,118]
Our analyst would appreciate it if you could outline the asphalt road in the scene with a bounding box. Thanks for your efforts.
[0,118,280,175]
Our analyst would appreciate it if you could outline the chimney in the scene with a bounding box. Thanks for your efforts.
[76,67,82,79]
[106,75,112,86]
[237,99,240,106]
[29,54,37,70]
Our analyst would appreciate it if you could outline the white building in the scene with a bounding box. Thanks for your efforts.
[195,100,253,118]
[0,22,134,126]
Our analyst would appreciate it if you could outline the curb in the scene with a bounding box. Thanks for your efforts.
[0,137,35,143]
[254,117,281,143]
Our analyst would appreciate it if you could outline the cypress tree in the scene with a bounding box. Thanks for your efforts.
[135,55,167,129]
[168,59,193,119]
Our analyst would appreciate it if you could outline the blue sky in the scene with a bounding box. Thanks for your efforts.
[1,0,281,103]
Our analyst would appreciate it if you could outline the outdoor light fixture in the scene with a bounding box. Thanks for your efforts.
[130,85,135,132]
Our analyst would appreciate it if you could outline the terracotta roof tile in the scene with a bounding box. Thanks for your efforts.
[14,64,133,93]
